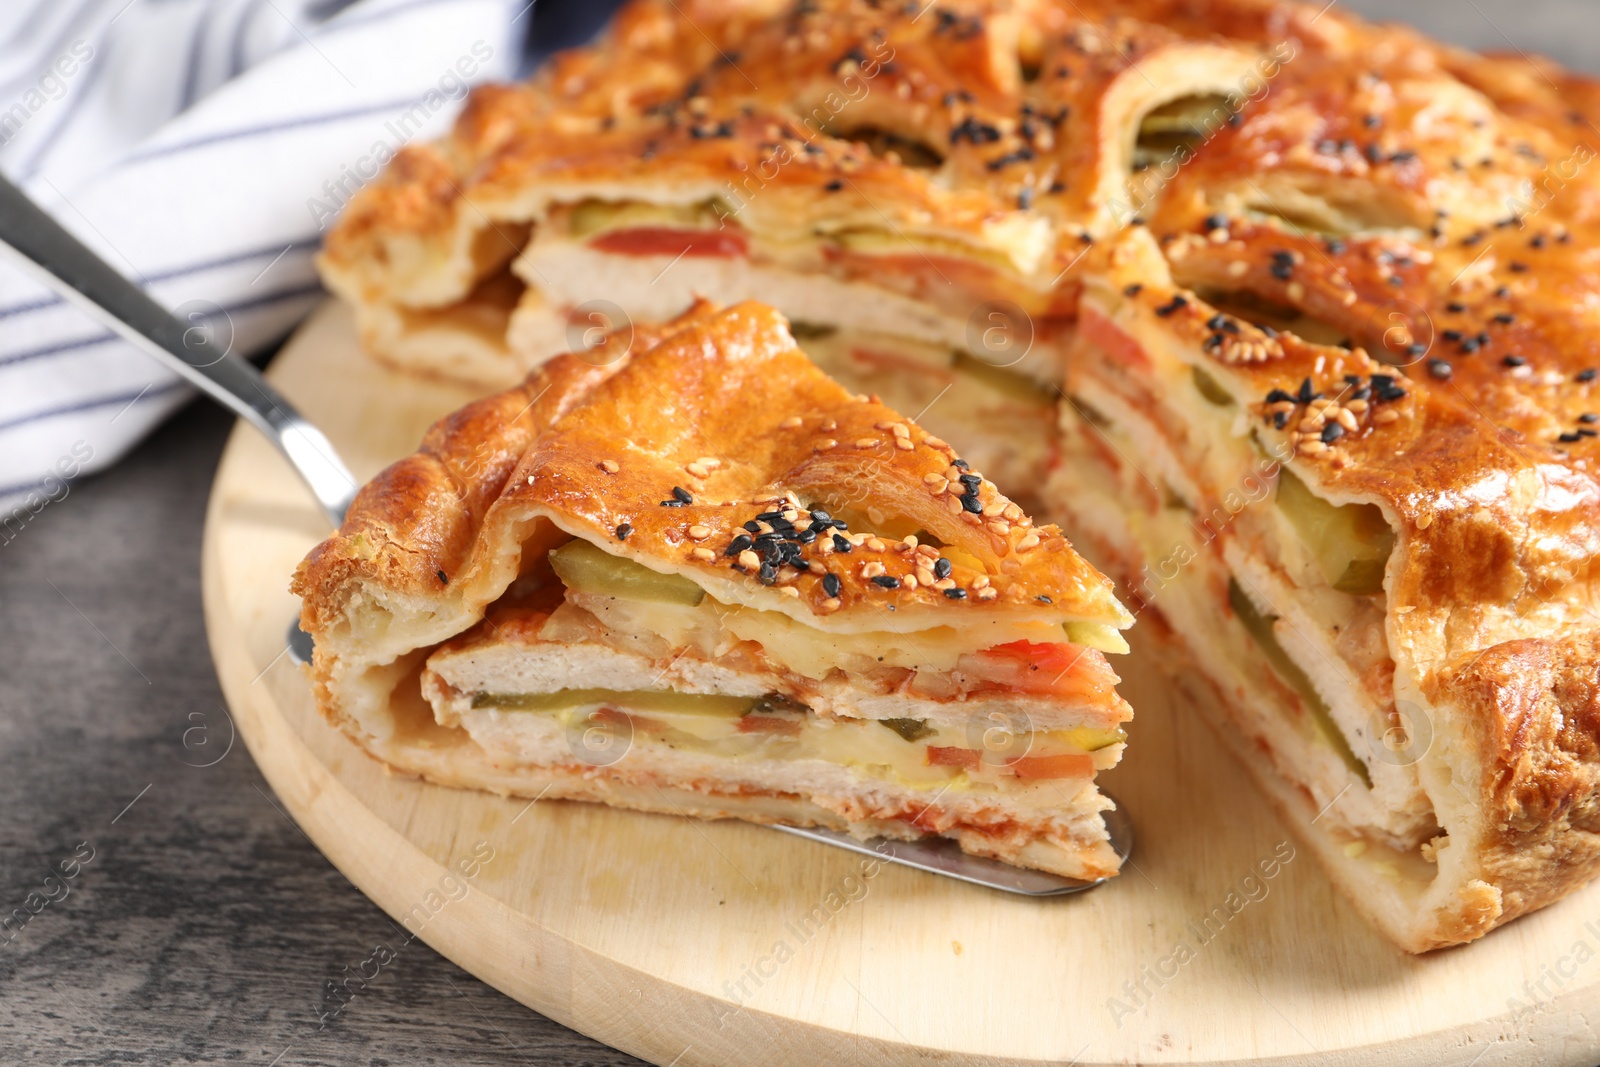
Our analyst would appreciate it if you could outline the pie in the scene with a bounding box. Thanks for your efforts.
[313,0,1600,950]
[292,299,1136,882]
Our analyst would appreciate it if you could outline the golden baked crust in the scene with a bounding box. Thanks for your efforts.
[311,0,1600,950]
[298,298,1124,632]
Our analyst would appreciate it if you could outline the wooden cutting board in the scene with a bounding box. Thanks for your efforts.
[202,302,1600,1067]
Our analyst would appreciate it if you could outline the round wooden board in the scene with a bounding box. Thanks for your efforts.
[203,302,1600,1067]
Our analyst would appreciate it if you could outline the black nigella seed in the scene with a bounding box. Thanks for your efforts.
[1266,388,1295,404]
[1560,432,1582,443]
[951,458,970,469]
[1428,359,1452,379]
[1270,250,1295,266]
[1321,423,1346,444]
[1036,594,1052,604]
[1260,324,1279,338]
[1274,411,1289,429]
[1207,314,1228,330]
[782,543,805,566]
[958,472,982,491]
[755,510,786,522]
[1442,330,1463,342]
[822,573,842,598]
[437,569,449,583]
[744,520,762,533]
[1496,286,1513,298]
[1494,313,1515,324]
[1581,413,1599,424]
[1503,354,1526,368]
[961,493,984,514]
[825,179,844,191]
[872,575,901,590]
[725,534,752,556]
[615,524,632,541]
[1583,429,1599,438]
[1203,214,1227,231]
[934,557,953,580]
[1407,343,1428,357]
[1459,338,1480,354]
[1325,239,1346,254]
[1297,377,1319,404]
[1123,283,1144,297]
[809,509,831,523]
[832,533,853,553]
[758,562,778,585]
[1154,295,1189,317]
[944,587,967,599]
[1580,369,1598,382]
[795,527,817,544]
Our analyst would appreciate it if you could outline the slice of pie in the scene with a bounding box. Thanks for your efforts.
[293,299,1135,881]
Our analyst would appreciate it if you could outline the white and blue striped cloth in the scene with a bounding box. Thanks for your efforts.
[0,0,526,519]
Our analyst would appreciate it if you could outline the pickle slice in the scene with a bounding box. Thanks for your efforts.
[1275,469,1394,595]
[549,539,706,605]
[878,717,935,742]
[1134,94,1230,168]
[1228,579,1370,786]
[472,687,756,716]
[950,351,1056,406]
[1060,725,1127,752]
[567,198,720,238]
[1192,365,1234,407]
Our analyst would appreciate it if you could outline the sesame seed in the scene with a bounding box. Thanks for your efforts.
[1374,409,1400,424]
[615,523,632,541]
[738,549,760,570]
[861,562,886,579]
[688,524,711,540]
[779,586,800,598]
[866,537,886,552]
[816,439,838,451]
[686,462,710,478]
[691,547,715,562]
[854,437,878,448]
[600,460,620,474]
[976,587,999,601]
[894,438,914,451]
[820,597,842,612]
[779,416,803,429]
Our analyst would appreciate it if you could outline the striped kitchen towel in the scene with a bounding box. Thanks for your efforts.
[0,0,526,523]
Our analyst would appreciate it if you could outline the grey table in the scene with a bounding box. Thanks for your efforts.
[1,2,1594,1065]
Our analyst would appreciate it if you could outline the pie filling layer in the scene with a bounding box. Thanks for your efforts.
[420,533,1131,866]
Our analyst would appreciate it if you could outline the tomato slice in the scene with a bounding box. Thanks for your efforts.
[926,745,981,770]
[1007,753,1095,779]
[589,226,748,258]
[968,639,1122,700]
[1077,301,1151,370]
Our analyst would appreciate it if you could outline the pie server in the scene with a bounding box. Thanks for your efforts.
[0,174,1131,896]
